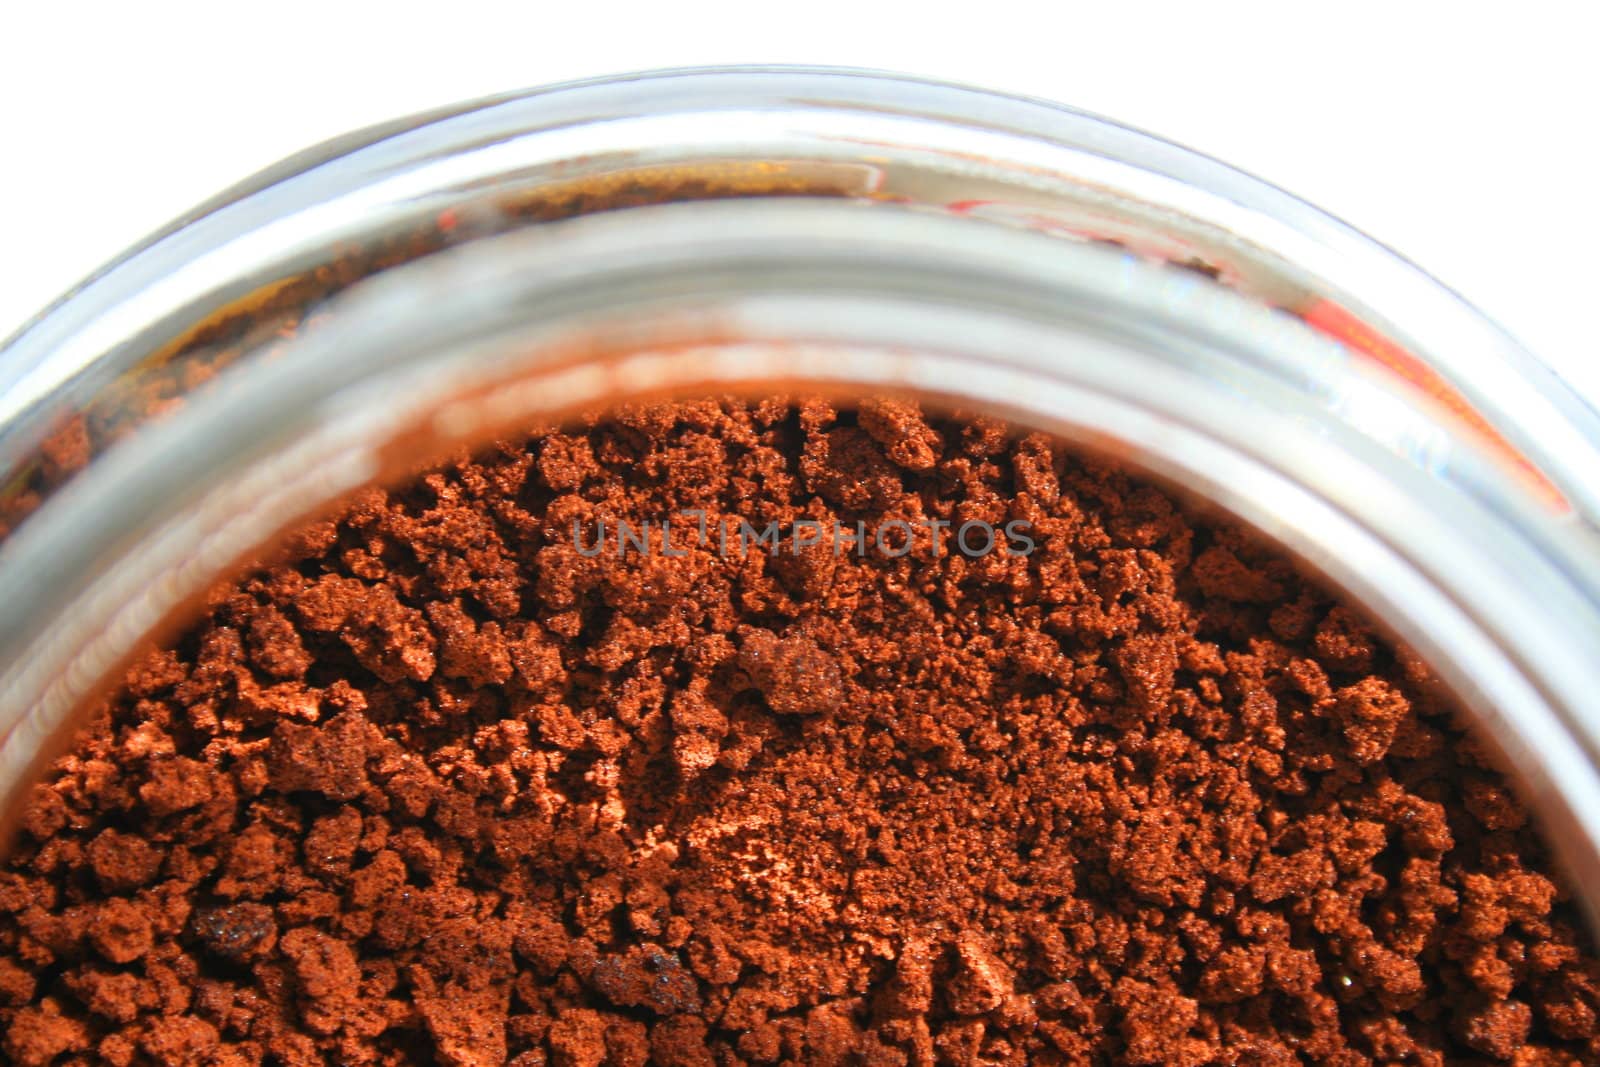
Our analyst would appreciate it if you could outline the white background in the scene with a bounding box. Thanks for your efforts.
[2,2,1595,401]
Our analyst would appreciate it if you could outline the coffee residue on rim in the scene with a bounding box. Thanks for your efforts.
[2,397,1597,1065]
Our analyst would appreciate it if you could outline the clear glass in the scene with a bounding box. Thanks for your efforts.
[1,68,1597,922]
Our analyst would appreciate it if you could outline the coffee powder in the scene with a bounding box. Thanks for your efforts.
[3,398,1597,1065]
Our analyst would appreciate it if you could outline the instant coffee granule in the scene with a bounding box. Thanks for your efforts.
[3,398,1597,1065]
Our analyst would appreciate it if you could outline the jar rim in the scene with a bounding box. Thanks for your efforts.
[4,66,1597,519]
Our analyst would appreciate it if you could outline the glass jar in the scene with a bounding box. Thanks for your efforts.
[1,67,1597,925]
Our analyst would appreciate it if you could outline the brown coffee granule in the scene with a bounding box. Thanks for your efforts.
[3,398,1597,1065]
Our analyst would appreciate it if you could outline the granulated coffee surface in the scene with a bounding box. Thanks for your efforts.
[3,398,1597,1065]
